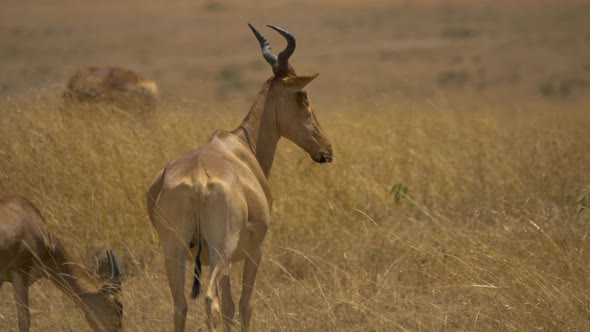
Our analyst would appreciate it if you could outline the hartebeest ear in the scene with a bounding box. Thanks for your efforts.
[282,73,319,92]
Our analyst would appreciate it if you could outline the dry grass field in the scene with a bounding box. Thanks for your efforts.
[1,0,590,331]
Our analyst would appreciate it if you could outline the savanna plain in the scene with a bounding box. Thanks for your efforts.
[1,0,590,331]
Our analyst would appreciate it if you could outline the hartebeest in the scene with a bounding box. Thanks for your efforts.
[64,66,159,111]
[0,195,123,332]
[147,24,333,331]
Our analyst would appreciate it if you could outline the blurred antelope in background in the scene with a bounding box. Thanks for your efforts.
[64,66,159,111]
[147,24,333,331]
[0,195,123,332]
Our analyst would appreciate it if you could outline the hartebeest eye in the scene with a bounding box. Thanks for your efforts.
[297,91,309,107]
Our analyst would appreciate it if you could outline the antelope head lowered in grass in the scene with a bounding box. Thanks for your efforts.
[147,24,332,331]
[0,195,123,332]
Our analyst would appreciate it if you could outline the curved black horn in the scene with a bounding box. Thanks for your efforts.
[107,250,122,279]
[248,23,277,66]
[267,25,296,75]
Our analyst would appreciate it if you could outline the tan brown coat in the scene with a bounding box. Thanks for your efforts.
[0,195,123,332]
[64,66,158,111]
[147,24,333,332]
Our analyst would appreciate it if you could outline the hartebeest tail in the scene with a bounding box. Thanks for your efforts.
[190,240,202,299]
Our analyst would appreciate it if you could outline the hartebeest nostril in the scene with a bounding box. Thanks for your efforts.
[317,152,332,163]
[323,145,333,163]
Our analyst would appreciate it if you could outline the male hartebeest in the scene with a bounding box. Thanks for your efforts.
[64,66,159,111]
[0,195,123,332]
[147,24,333,331]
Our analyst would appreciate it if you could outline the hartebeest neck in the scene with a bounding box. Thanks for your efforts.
[234,79,280,177]
[44,241,104,312]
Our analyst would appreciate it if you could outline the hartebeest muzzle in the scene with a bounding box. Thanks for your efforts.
[315,145,333,163]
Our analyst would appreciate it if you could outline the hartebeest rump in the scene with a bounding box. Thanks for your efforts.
[146,24,333,331]
[0,195,123,332]
[64,66,159,111]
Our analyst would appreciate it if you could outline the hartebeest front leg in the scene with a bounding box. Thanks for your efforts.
[11,271,31,332]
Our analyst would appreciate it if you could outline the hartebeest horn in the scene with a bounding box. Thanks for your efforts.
[248,23,277,67]
[248,23,296,76]
[267,25,296,75]
[107,250,122,281]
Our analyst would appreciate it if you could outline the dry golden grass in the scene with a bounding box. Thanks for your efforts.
[1,92,589,331]
[1,0,590,331]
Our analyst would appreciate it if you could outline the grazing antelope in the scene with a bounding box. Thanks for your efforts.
[0,195,123,332]
[64,66,159,111]
[147,24,333,331]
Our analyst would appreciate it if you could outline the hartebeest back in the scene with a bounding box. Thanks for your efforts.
[0,195,123,332]
[147,24,332,331]
[64,66,159,111]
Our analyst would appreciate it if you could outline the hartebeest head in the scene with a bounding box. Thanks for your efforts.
[249,24,333,163]
[85,250,124,332]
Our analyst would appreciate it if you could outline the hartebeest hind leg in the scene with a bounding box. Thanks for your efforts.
[206,253,237,332]
[11,271,31,332]
[219,273,236,329]
[202,185,246,331]
[239,247,262,332]
[154,191,196,332]
[162,235,190,332]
